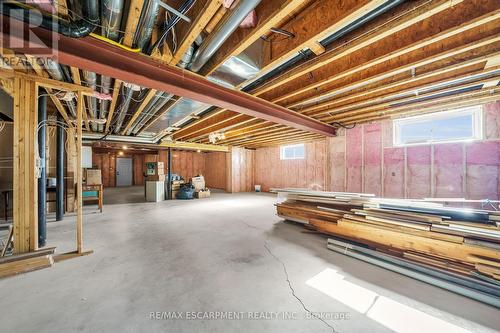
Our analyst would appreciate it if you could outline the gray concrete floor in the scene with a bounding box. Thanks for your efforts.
[1,186,499,333]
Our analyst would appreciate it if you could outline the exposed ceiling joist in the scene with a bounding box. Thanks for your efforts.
[2,18,335,137]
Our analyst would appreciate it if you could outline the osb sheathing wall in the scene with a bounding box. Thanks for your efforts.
[254,140,326,192]
[93,150,205,187]
[330,101,500,199]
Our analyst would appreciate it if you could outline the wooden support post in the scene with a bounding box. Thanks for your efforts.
[13,77,38,253]
[76,91,83,253]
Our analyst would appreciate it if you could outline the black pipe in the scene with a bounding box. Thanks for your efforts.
[56,115,65,221]
[37,88,47,247]
[167,148,172,200]
[1,0,99,38]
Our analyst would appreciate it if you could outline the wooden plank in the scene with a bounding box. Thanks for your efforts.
[13,77,38,253]
[105,79,122,133]
[249,0,388,89]
[123,0,145,47]
[272,16,500,104]
[76,91,83,253]
[253,0,466,96]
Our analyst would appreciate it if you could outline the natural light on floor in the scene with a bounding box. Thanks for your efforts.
[306,268,472,333]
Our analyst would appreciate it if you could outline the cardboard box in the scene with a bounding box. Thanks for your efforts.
[145,174,166,181]
[190,175,205,192]
[86,169,102,185]
[195,189,210,198]
[145,162,165,176]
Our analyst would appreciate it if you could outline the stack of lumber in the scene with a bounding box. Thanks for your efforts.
[0,247,55,278]
[273,188,500,307]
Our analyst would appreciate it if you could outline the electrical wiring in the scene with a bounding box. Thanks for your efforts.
[331,121,356,129]
[148,0,197,55]
[89,33,141,53]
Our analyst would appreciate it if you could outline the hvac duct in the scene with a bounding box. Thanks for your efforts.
[113,86,134,133]
[0,0,98,38]
[134,0,161,52]
[43,59,77,117]
[82,71,99,131]
[130,92,174,135]
[190,0,262,72]
[112,0,160,134]
[100,0,125,131]
[127,43,194,135]
[101,0,125,41]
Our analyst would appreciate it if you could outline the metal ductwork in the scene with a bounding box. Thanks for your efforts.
[189,0,262,73]
[101,0,124,41]
[44,59,77,117]
[100,0,125,132]
[129,92,174,135]
[0,0,98,38]
[113,85,134,133]
[127,42,194,135]
[82,71,99,131]
[133,0,161,52]
[112,0,160,134]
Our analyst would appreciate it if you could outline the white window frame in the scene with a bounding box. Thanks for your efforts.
[393,106,483,147]
[280,143,305,160]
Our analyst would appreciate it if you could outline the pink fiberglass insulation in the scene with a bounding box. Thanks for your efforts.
[466,141,500,165]
[467,165,498,199]
[347,167,362,193]
[384,148,404,198]
[484,101,500,139]
[346,127,362,192]
[407,146,431,198]
[466,141,499,200]
[27,0,55,13]
[328,137,346,191]
[434,143,464,197]
[363,124,382,195]
[365,165,381,196]
[364,123,382,165]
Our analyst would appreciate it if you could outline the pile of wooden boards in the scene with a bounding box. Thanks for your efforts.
[273,188,500,307]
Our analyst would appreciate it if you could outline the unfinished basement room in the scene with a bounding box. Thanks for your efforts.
[1,0,500,332]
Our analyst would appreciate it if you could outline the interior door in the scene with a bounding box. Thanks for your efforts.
[116,157,133,187]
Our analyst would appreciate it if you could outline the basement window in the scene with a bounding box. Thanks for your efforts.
[280,144,305,160]
[393,106,483,146]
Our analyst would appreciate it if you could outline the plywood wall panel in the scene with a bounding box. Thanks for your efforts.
[205,151,226,189]
[254,141,326,192]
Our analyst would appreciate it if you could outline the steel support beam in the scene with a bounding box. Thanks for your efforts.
[1,16,335,137]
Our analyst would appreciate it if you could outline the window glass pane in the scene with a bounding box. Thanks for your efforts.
[294,145,305,159]
[432,115,473,140]
[280,144,305,160]
[394,107,481,146]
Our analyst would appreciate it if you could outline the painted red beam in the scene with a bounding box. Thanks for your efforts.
[1,16,335,137]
